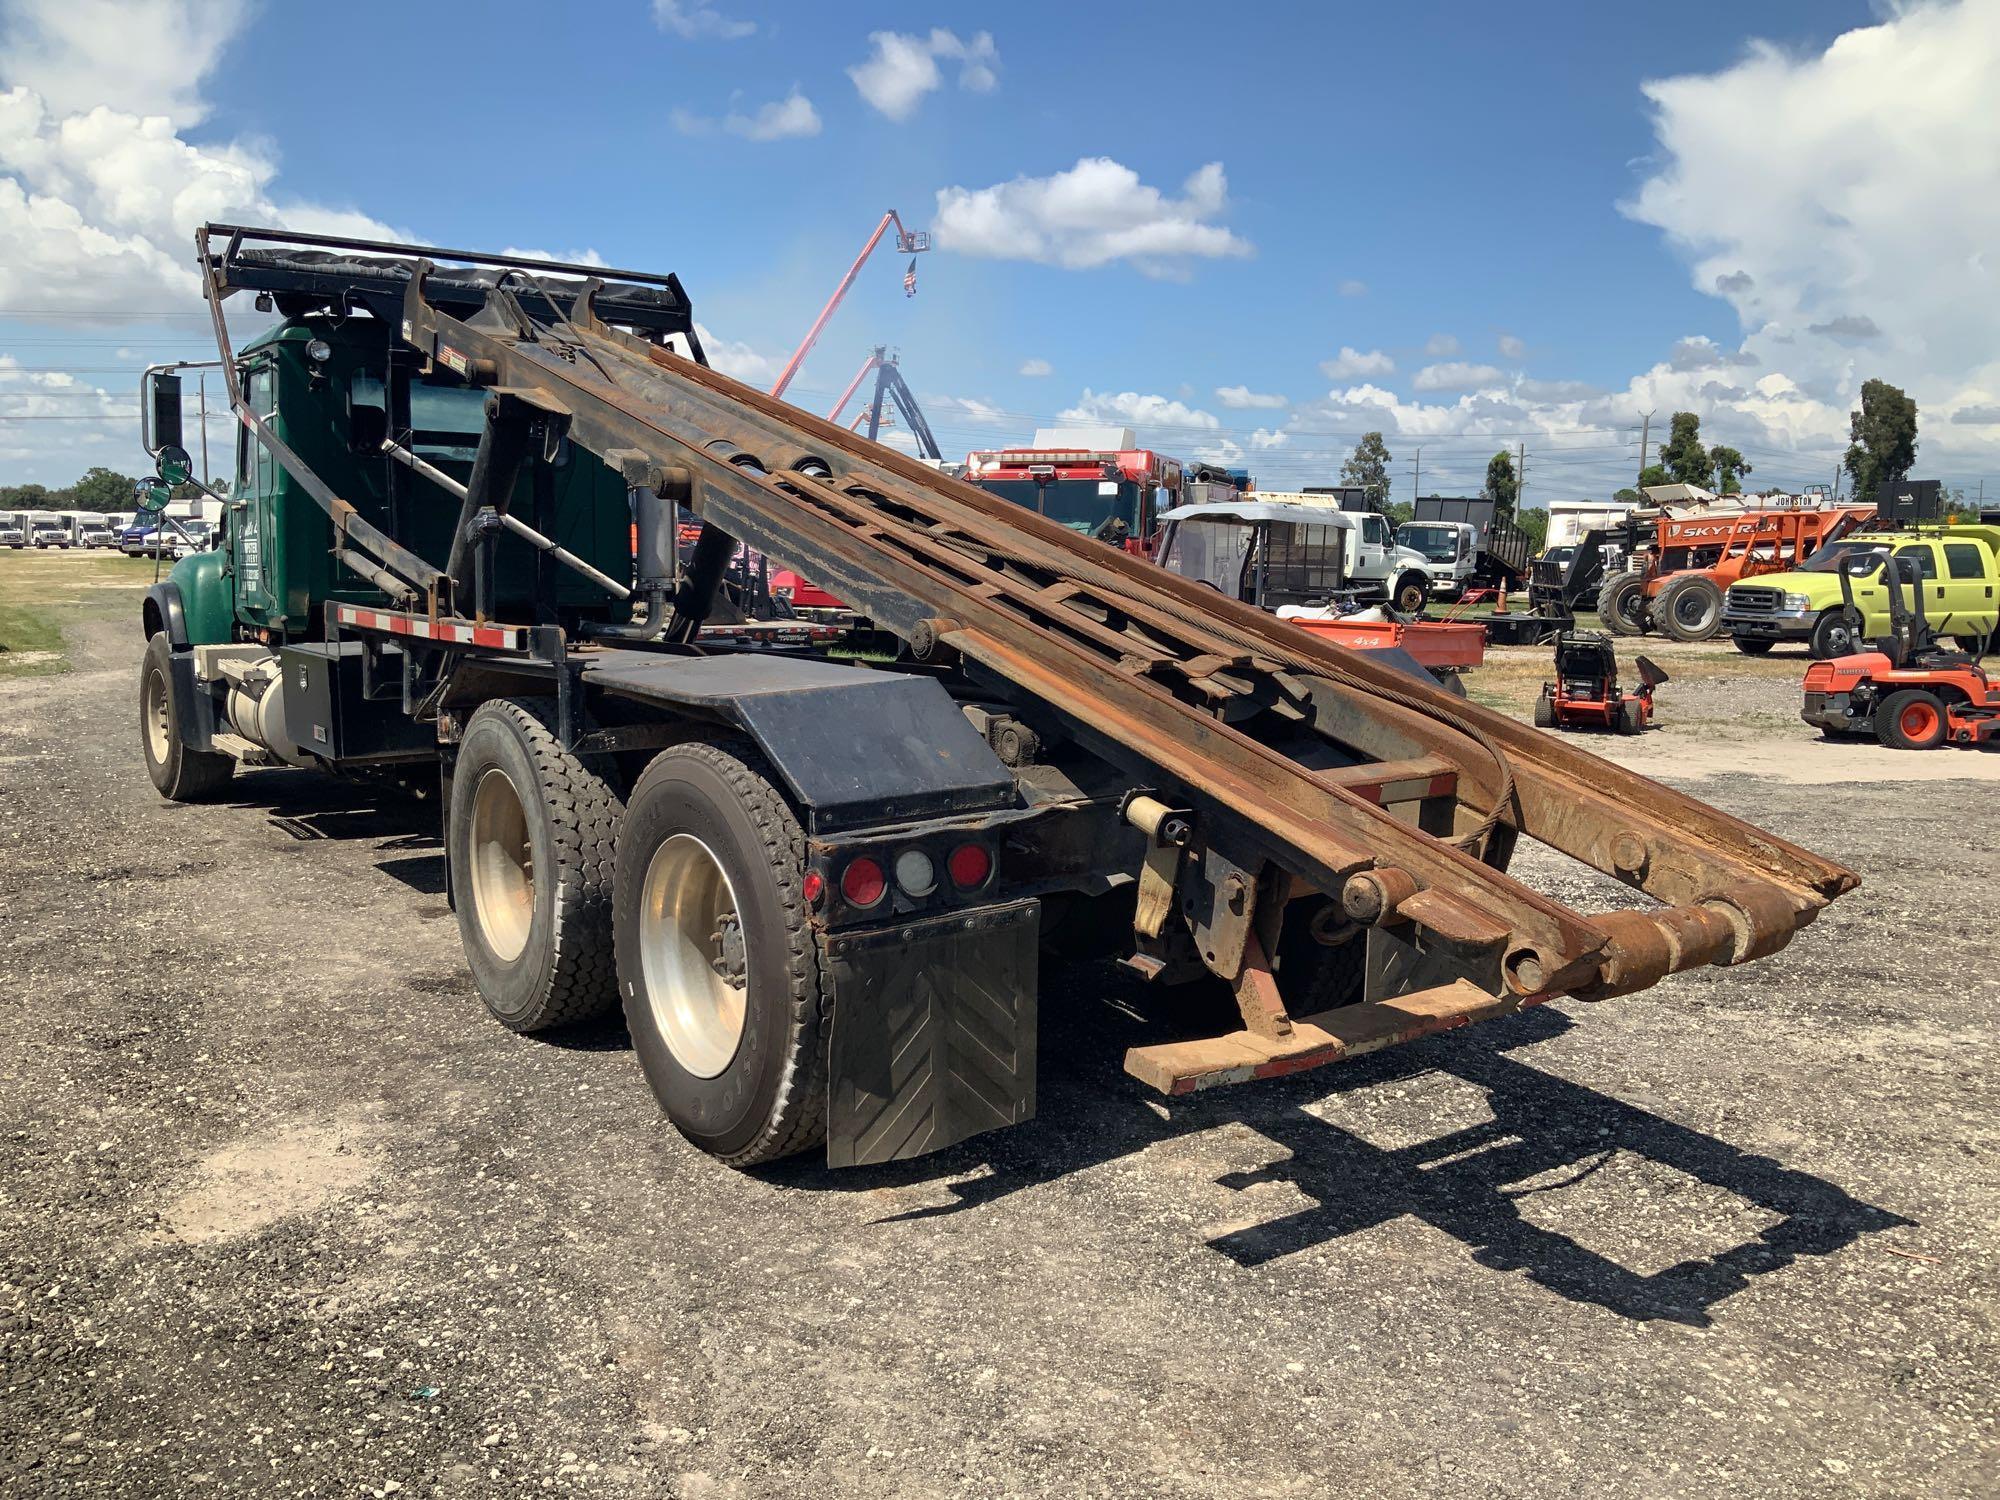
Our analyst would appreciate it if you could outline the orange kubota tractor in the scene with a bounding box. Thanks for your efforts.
[1597,504,1875,642]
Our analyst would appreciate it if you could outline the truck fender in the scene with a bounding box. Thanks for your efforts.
[142,580,187,647]
[579,653,1017,830]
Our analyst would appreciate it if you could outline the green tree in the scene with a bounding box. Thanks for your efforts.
[1339,431,1393,508]
[1656,411,1709,486]
[0,482,50,507]
[71,466,140,510]
[1482,450,1519,518]
[1382,499,1413,526]
[1709,446,1751,494]
[1612,486,1644,503]
[1637,464,1669,488]
[1842,378,1919,503]
[1514,507,1549,553]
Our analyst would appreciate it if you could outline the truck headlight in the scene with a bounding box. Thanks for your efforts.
[1783,593,1810,610]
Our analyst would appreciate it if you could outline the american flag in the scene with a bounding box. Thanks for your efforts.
[903,258,918,297]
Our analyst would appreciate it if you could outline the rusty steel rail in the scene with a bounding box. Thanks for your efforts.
[371,267,1855,1007]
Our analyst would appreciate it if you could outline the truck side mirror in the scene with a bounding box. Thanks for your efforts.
[134,478,170,517]
[142,370,183,456]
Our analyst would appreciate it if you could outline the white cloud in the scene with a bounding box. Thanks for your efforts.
[1318,347,1394,380]
[1624,0,2000,472]
[652,0,754,41]
[932,158,1252,276]
[1249,427,1288,450]
[1338,279,1367,297]
[671,89,821,142]
[1497,333,1526,359]
[1424,333,1461,357]
[0,0,250,127]
[1017,357,1052,377]
[1215,385,1287,409]
[1192,438,1244,466]
[693,322,781,385]
[0,2,398,323]
[848,29,1000,121]
[924,394,1013,426]
[1412,361,1506,392]
[499,246,607,266]
[1060,388,1220,433]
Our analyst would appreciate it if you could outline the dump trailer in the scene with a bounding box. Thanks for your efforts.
[132,225,1859,1172]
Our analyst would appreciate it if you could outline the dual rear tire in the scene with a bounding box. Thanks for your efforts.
[448,704,822,1165]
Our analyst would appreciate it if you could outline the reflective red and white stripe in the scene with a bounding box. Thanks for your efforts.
[333,604,526,651]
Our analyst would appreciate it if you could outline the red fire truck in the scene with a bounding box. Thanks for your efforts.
[965,440,1188,555]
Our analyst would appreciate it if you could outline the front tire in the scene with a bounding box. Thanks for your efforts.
[1597,571,1649,635]
[139,632,232,801]
[1875,689,1948,750]
[1731,635,1775,656]
[449,698,622,1033]
[1391,572,1429,615]
[1809,609,1863,660]
[614,740,827,1167]
[1655,574,1724,642]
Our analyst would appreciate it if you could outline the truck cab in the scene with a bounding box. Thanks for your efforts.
[29,516,69,548]
[1722,524,2000,657]
[1397,519,1475,597]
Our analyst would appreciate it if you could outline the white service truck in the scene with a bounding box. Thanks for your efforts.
[1157,497,1436,613]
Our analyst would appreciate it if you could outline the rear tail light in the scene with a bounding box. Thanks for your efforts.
[802,869,825,906]
[893,849,936,897]
[946,842,992,891]
[840,857,887,909]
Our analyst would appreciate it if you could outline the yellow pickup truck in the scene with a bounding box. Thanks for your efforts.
[1722,524,2000,657]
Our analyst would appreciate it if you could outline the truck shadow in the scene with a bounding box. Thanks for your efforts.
[225,768,447,894]
[776,984,1910,1328]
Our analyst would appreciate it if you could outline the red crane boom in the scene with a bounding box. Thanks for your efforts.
[767,210,929,401]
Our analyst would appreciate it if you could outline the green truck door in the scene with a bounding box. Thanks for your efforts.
[233,362,279,624]
[1940,539,1997,642]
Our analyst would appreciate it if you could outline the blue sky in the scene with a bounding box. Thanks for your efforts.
[4,0,1998,503]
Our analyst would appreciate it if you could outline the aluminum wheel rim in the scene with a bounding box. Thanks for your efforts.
[143,665,170,764]
[468,768,534,963]
[639,833,748,1079]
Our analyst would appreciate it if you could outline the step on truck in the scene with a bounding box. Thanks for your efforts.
[132,225,1859,1171]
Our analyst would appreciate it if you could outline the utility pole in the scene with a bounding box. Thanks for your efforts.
[198,372,210,485]
[1636,410,1654,484]
[1516,441,1526,516]
[1411,445,1421,506]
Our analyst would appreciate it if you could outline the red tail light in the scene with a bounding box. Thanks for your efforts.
[802,869,825,906]
[840,857,887,908]
[946,842,992,891]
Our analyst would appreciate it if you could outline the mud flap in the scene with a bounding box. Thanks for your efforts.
[824,899,1040,1167]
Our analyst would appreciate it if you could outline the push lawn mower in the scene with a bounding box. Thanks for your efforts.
[1534,631,1667,734]
[1801,553,1998,749]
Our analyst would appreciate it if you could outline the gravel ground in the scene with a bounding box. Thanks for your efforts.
[2,612,1996,1499]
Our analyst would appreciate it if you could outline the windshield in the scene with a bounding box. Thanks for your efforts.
[1397,523,1462,562]
[408,382,489,463]
[977,477,1144,537]
[1796,540,1889,574]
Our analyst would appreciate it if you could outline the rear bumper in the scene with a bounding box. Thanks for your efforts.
[1802,689,1858,732]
